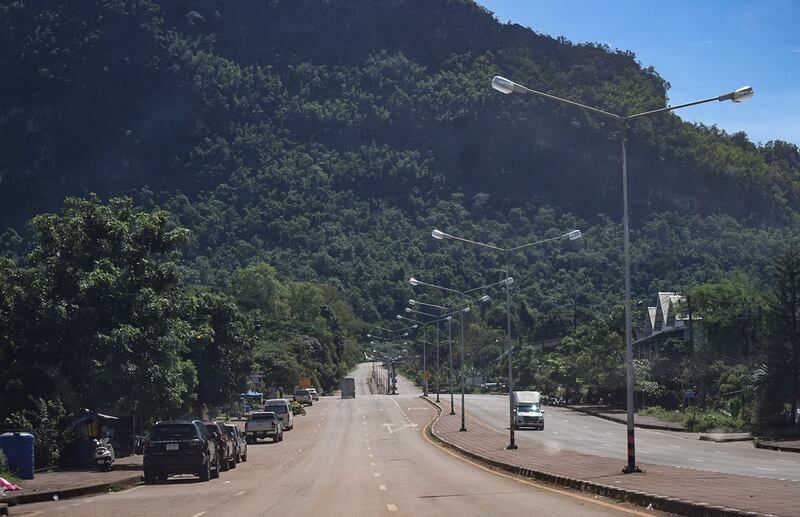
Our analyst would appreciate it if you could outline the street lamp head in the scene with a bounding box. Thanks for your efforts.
[396,314,402,320]
[366,334,372,338]
[505,277,514,285]
[409,299,417,305]
[567,229,582,240]
[402,332,409,337]
[479,295,490,302]
[445,316,452,321]
[409,277,421,286]
[731,85,754,103]
[405,307,412,313]
[719,85,754,103]
[411,324,418,329]
[431,229,447,240]
[463,307,471,313]
[492,76,520,95]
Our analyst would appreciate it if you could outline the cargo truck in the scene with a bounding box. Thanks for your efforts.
[341,377,356,398]
[512,391,544,430]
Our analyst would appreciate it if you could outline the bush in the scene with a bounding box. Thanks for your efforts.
[3,398,68,468]
[640,406,747,432]
[0,449,8,473]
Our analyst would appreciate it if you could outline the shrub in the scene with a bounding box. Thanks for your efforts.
[3,398,68,468]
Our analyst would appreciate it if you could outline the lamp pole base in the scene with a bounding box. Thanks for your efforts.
[459,427,467,432]
[622,465,643,474]
[505,444,518,450]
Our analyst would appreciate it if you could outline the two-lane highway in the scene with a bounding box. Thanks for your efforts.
[463,394,800,481]
[13,365,656,516]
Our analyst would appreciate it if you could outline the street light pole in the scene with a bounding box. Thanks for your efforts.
[432,228,580,449]
[504,251,516,448]
[460,306,467,432]
[436,320,441,403]
[448,316,455,414]
[491,75,753,473]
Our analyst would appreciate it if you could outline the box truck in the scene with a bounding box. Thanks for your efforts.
[513,391,544,430]
[341,377,356,398]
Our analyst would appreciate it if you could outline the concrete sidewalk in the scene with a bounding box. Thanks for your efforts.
[426,398,798,517]
[756,438,800,453]
[1,455,142,506]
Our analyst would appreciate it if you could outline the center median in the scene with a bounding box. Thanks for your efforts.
[420,396,795,517]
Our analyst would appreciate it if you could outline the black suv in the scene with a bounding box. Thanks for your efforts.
[143,420,220,482]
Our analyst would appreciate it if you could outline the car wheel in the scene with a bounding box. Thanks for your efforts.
[210,455,220,479]
[199,459,211,481]
[220,455,229,471]
[144,468,157,484]
[241,452,247,462]
[229,456,237,469]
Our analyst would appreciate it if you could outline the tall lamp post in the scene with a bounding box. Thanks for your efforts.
[432,228,581,449]
[410,277,508,431]
[491,75,753,472]
[405,307,442,400]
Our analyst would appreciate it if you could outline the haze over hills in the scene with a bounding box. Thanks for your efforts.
[1,0,798,328]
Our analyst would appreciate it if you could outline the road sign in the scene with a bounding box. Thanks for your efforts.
[422,370,432,381]
[300,376,312,388]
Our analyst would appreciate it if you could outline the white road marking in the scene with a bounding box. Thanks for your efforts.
[690,459,703,462]
[562,419,569,423]
[379,484,387,491]
[552,431,559,435]
[777,459,795,464]
[641,451,651,454]
[713,451,729,455]
[668,444,681,448]
[370,462,376,466]
[755,467,777,472]
[190,512,208,517]
[374,472,381,477]
[223,480,231,484]
[235,490,246,496]
[387,504,398,512]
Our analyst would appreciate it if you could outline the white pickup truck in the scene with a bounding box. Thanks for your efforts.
[245,412,284,443]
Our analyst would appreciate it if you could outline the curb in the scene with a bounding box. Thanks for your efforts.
[564,405,689,432]
[420,396,768,517]
[699,435,753,443]
[3,475,142,506]
[753,441,800,454]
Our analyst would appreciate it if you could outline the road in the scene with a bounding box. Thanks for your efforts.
[463,393,800,481]
[12,364,652,517]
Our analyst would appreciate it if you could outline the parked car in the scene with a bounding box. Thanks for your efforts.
[143,420,220,482]
[294,389,313,406]
[307,387,319,401]
[264,398,294,430]
[203,421,236,470]
[245,412,284,443]
[223,423,247,463]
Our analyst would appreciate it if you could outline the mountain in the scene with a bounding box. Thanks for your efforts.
[1,0,798,332]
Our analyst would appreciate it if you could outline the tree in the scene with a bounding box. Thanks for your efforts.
[762,245,800,426]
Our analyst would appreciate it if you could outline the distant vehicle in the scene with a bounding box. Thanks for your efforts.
[341,377,356,398]
[143,420,220,482]
[307,388,319,401]
[294,389,313,406]
[513,391,544,430]
[223,423,247,463]
[264,398,294,430]
[245,412,284,443]
[203,421,236,470]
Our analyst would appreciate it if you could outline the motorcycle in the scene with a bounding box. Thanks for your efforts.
[291,401,306,416]
[94,437,115,471]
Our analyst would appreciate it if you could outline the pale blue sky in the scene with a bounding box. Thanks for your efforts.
[476,0,800,146]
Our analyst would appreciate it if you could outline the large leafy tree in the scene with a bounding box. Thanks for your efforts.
[2,196,195,418]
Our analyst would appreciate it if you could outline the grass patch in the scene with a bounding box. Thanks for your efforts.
[640,406,747,432]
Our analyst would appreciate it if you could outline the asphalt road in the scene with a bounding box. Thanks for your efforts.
[462,393,800,481]
[11,364,653,517]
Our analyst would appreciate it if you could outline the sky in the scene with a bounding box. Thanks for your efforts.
[476,0,800,147]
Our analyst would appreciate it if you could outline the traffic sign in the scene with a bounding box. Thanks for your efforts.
[422,370,432,381]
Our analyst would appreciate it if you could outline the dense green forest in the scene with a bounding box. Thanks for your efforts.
[1,0,799,434]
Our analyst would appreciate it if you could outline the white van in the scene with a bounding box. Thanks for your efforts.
[264,399,294,430]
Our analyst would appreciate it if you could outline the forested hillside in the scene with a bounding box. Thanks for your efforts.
[2,0,799,331]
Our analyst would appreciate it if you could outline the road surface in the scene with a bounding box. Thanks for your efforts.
[12,364,652,517]
[463,393,800,481]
